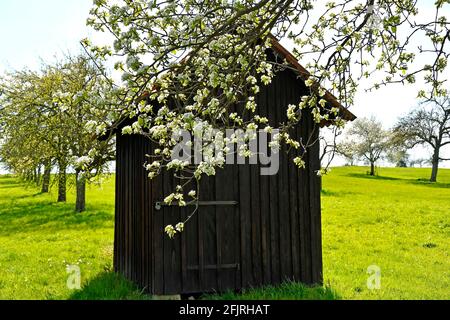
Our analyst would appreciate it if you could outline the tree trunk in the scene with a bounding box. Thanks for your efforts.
[41,161,51,193]
[57,161,67,202]
[370,162,375,176]
[430,151,439,182]
[75,171,86,213]
[36,165,42,186]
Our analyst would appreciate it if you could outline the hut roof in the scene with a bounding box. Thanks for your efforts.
[101,35,356,139]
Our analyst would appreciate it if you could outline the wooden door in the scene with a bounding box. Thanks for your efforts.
[154,165,241,295]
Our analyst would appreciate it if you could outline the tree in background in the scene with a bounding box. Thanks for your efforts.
[386,130,410,167]
[0,55,116,212]
[336,140,358,166]
[386,149,410,167]
[394,96,450,182]
[409,158,430,168]
[339,117,391,175]
[51,55,116,212]
[0,69,55,188]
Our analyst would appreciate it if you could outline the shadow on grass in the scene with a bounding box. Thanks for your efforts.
[204,281,340,300]
[346,173,403,181]
[0,182,25,190]
[0,178,113,235]
[346,172,450,189]
[69,272,150,300]
[9,191,48,200]
[0,177,45,191]
[409,178,450,189]
[0,177,21,186]
[321,189,360,197]
[0,201,113,235]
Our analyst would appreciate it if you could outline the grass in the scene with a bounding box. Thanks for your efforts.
[0,166,449,300]
[321,166,450,300]
[0,175,118,300]
[69,272,150,300]
[204,281,339,300]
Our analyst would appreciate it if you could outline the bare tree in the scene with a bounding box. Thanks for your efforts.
[394,96,450,182]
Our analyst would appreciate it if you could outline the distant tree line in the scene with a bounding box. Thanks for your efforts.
[0,55,117,212]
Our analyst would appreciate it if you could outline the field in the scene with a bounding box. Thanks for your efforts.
[0,166,448,300]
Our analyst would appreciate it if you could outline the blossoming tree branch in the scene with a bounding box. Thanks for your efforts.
[84,0,450,237]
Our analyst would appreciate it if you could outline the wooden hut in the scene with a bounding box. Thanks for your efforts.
[110,38,356,295]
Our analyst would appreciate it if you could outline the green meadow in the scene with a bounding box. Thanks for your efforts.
[0,166,448,300]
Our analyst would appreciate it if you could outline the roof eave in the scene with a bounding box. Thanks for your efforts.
[268,35,357,123]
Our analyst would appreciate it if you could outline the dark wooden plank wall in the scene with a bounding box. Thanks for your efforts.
[114,67,323,295]
[114,133,153,291]
[235,68,322,288]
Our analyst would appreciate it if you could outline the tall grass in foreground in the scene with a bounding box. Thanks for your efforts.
[69,272,150,300]
[204,281,338,300]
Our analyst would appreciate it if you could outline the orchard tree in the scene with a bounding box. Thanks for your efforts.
[0,126,48,185]
[394,96,450,182]
[0,55,116,212]
[340,117,391,175]
[84,0,450,236]
[51,55,117,212]
[386,129,410,167]
[0,69,55,189]
[1,65,75,201]
[336,140,358,166]
[409,158,430,168]
[386,148,410,167]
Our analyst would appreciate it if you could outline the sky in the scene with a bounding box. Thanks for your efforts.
[0,0,93,72]
[0,0,448,173]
